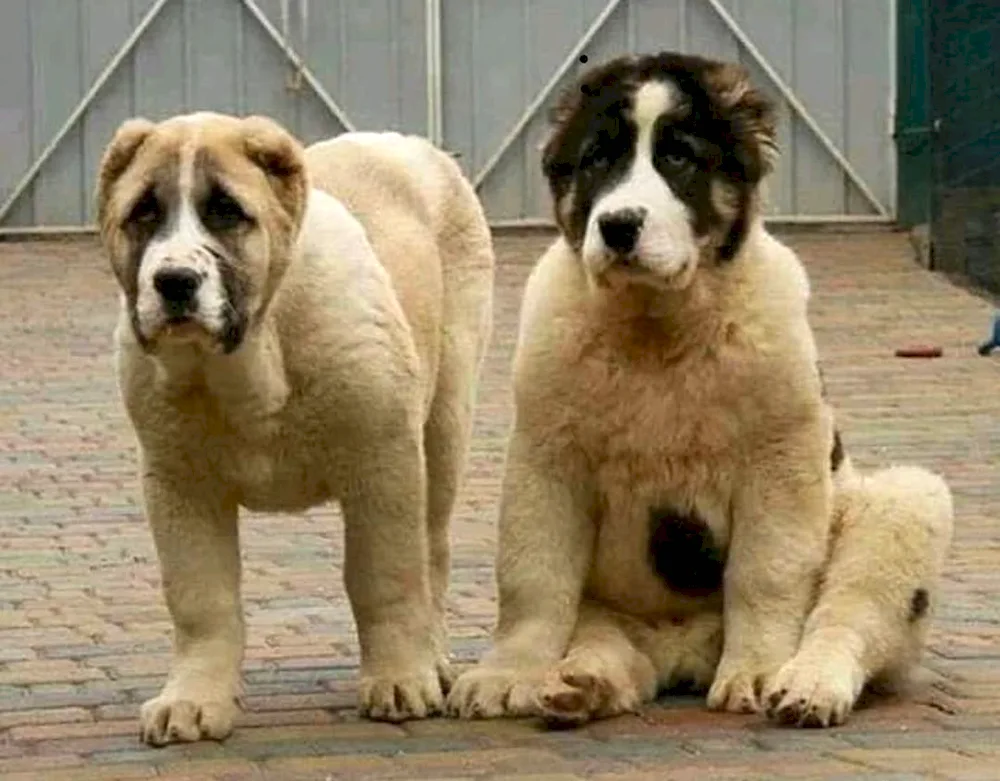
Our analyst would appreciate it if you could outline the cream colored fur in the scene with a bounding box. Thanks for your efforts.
[447,223,952,728]
[97,115,493,745]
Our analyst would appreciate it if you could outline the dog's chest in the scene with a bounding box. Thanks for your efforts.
[207,413,332,512]
[566,339,746,487]
[561,340,746,616]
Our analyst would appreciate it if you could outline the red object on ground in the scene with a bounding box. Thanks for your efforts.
[894,345,943,358]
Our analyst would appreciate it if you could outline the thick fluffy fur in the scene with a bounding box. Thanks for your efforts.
[447,52,953,728]
[96,114,494,744]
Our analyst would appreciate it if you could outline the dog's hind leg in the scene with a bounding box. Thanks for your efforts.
[423,338,488,690]
[424,229,494,692]
[764,465,953,728]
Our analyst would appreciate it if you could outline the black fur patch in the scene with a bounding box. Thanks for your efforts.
[212,248,251,354]
[909,588,930,623]
[648,506,725,597]
[830,429,845,473]
[542,51,776,262]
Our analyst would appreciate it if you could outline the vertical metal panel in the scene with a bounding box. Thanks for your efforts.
[132,0,185,121]
[185,0,243,115]
[687,0,741,63]
[81,0,139,224]
[844,0,893,215]
[31,0,85,225]
[791,0,847,215]
[0,0,893,227]
[631,1,685,53]
[895,0,932,228]
[472,0,528,218]
[0,0,34,227]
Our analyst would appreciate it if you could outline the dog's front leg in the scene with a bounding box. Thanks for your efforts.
[341,430,444,722]
[140,466,243,746]
[446,426,594,719]
[707,427,832,715]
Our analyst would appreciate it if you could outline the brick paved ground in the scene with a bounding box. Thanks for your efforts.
[1,229,998,780]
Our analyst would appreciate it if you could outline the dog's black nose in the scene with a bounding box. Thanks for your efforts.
[598,208,647,254]
[153,267,202,309]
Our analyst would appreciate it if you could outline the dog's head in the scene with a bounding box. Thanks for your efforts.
[542,52,777,291]
[96,112,308,354]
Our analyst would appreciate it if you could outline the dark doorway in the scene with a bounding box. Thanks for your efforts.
[928,1,1000,294]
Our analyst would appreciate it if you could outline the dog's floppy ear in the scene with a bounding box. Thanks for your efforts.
[541,83,585,190]
[706,62,779,179]
[95,118,156,228]
[541,55,632,187]
[241,115,308,230]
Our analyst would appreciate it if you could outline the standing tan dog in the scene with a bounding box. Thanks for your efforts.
[96,113,494,745]
[447,52,953,728]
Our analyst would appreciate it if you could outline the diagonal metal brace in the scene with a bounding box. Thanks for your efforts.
[0,0,174,224]
[238,0,357,134]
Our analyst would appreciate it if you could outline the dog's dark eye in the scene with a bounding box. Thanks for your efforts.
[126,191,162,228]
[202,187,252,232]
[663,151,689,168]
[656,130,700,173]
[657,142,693,171]
[580,140,611,171]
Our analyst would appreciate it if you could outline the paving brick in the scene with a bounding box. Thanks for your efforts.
[834,747,985,776]
[238,708,340,728]
[392,747,574,776]
[9,718,136,741]
[3,765,155,781]
[150,758,262,780]
[0,659,107,685]
[0,706,92,729]
[0,754,86,775]
[404,716,545,742]
[260,754,395,779]
[589,752,863,780]
[490,775,586,781]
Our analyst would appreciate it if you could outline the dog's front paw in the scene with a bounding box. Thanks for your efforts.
[140,686,241,746]
[359,662,445,722]
[445,665,544,719]
[707,656,773,714]
[764,654,864,728]
[537,654,645,726]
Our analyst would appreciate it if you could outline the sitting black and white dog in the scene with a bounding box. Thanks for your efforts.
[447,52,954,729]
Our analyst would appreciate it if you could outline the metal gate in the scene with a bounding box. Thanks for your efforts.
[927,0,1000,294]
[0,0,896,233]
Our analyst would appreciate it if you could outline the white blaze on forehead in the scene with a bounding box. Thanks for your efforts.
[178,125,200,194]
[631,80,677,147]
